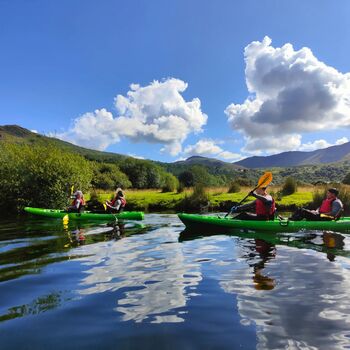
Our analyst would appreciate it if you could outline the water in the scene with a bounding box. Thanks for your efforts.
[1,214,350,349]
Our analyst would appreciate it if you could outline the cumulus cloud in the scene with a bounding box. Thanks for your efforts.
[299,137,349,151]
[184,139,243,161]
[225,36,350,154]
[56,79,208,155]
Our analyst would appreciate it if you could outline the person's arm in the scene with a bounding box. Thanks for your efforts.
[236,200,256,212]
[330,201,343,217]
[251,191,272,205]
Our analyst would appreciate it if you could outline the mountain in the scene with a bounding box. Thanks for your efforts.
[234,142,350,168]
[0,125,128,163]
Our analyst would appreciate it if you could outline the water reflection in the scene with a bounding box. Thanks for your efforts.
[77,225,202,323]
[216,231,350,349]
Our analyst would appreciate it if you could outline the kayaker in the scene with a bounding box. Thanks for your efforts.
[229,187,276,220]
[68,190,85,213]
[289,188,343,221]
[106,188,126,213]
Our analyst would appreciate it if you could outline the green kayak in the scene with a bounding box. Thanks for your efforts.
[178,213,350,233]
[24,207,144,221]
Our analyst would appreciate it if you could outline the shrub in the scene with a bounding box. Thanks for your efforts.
[227,181,241,193]
[0,143,93,212]
[281,177,297,196]
[161,173,179,192]
[343,172,350,185]
[179,183,209,212]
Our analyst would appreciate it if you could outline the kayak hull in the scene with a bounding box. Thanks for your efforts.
[178,213,350,233]
[24,207,144,221]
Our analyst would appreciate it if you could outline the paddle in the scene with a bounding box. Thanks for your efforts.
[225,172,273,217]
[63,185,75,224]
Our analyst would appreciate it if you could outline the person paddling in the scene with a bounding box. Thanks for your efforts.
[106,188,126,213]
[229,187,276,221]
[68,190,85,213]
[289,188,343,221]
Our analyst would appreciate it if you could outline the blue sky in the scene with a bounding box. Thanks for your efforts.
[1,0,350,162]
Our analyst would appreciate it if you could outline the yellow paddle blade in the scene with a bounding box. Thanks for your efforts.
[257,172,273,188]
[103,203,107,211]
[70,185,74,195]
[63,214,69,224]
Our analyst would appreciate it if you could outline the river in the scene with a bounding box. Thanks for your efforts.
[1,214,350,349]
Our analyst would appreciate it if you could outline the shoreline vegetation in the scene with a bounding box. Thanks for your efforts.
[1,141,349,216]
[87,185,350,214]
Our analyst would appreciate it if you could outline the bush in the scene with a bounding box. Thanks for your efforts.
[179,183,209,212]
[281,177,297,196]
[161,173,179,192]
[227,181,241,193]
[0,143,93,212]
[343,173,350,185]
[92,162,131,190]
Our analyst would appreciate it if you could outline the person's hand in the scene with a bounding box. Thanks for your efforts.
[230,206,238,213]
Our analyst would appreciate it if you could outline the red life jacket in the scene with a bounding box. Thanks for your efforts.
[111,196,126,207]
[319,198,334,214]
[72,197,85,208]
[255,198,276,217]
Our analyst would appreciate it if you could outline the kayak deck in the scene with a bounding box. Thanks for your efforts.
[24,207,144,221]
[178,213,350,233]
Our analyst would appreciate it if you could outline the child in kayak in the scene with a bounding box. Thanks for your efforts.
[289,188,343,221]
[68,190,85,213]
[106,188,126,213]
[229,187,276,220]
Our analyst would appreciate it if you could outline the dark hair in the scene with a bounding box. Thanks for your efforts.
[117,190,124,197]
[328,188,339,196]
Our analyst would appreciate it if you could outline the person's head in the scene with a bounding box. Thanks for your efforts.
[74,190,83,199]
[327,188,339,199]
[115,188,123,197]
[256,187,268,195]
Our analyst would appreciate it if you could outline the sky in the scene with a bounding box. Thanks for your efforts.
[1,0,350,162]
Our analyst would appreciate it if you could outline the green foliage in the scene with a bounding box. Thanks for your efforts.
[178,171,194,187]
[180,183,210,212]
[227,181,241,193]
[281,177,298,195]
[0,143,93,212]
[91,162,131,190]
[119,158,165,189]
[343,172,350,185]
[161,173,179,192]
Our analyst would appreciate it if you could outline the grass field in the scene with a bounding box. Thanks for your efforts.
[86,186,324,212]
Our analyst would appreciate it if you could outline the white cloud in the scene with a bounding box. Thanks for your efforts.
[225,36,350,154]
[184,139,223,155]
[127,153,145,159]
[299,137,349,151]
[55,79,208,155]
[335,137,349,145]
[55,109,120,150]
[184,139,243,161]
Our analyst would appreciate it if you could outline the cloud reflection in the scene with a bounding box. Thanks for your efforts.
[77,229,202,323]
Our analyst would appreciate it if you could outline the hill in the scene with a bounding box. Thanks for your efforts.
[0,125,128,163]
[1,125,350,185]
[235,142,350,168]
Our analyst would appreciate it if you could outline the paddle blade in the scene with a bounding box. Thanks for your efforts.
[257,172,273,188]
[63,214,69,224]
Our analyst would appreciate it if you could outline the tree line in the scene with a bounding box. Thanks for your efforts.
[1,142,350,213]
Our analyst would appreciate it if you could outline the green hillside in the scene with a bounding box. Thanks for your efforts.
[1,125,350,185]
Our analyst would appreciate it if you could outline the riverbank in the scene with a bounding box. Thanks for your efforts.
[89,186,317,213]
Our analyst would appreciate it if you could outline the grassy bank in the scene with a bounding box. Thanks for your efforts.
[88,186,323,213]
